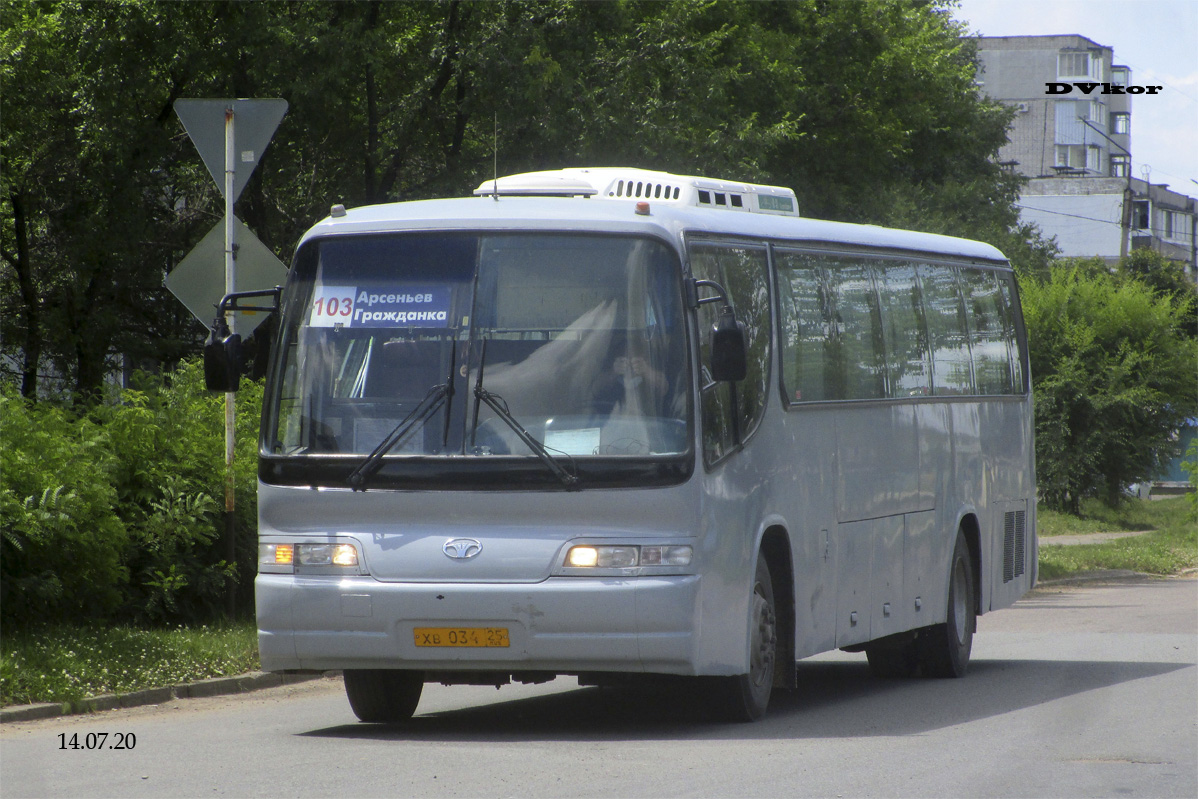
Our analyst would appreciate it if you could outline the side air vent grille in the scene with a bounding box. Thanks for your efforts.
[613,179,682,201]
[1003,510,1027,583]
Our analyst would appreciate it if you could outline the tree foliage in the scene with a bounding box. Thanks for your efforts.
[1021,259,1198,513]
[3,0,1044,399]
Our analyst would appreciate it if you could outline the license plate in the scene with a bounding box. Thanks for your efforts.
[413,627,510,648]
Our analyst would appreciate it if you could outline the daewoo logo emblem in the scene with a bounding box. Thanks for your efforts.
[443,538,482,560]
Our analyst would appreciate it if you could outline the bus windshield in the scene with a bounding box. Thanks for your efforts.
[266,233,690,477]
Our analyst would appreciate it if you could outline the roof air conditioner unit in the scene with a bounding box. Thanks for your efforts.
[474,168,800,216]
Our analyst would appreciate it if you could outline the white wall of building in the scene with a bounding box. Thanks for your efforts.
[1019,193,1125,257]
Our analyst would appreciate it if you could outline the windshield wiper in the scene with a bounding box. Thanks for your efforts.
[347,341,456,491]
[469,338,579,489]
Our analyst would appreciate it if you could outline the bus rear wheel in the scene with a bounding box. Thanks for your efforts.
[918,530,975,678]
[708,557,777,722]
[343,669,424,723]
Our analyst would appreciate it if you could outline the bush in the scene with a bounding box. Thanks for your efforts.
[1183,437,1198,520]
[0,394,129,621]
[0,361,262,628]
[1021,262,1198,513]
[97,362,262,623]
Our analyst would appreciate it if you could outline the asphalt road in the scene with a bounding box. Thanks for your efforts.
[2,577,1195,799]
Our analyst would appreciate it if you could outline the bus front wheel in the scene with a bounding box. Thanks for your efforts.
[918,530,975,678]
[708,556,777,722]
[343,669,424,723]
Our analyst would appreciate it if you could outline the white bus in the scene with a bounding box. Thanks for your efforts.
[208,167,1036,723]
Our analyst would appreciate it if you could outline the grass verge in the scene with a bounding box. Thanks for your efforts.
[0,622,258,708]
[1038,495,1197,581]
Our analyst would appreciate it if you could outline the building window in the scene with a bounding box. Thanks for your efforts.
[1111,67,1131,87]
[1161,210,1192,243]
[1055,144,1100,173]
[1111,155,1129,178]
[1112,113,1130,135]
[1132,200,1150,231]
[1058,51,1091,79]
[1055,100,1088,144]
[1055,145,1086,170]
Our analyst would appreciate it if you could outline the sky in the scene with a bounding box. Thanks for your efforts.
[951,0,1198,195]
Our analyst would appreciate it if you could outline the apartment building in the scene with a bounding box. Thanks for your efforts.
[975,35,1196,273]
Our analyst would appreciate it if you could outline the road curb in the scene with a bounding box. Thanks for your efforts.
[0,671,332,725]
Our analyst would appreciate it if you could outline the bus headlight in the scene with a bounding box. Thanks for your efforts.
[564,545,691,569]
[566,545,638,568]
[296,543,359,567]
[259,541,363,574]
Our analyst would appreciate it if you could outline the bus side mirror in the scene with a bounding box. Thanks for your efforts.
[204,317,243,393]
[202,287,282,392]
[710,308,748,382]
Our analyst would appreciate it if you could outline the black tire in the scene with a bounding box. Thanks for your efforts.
[918,529,975,678]
[708,556,777,722]
[865,638,919,678]
[343,669,424,723]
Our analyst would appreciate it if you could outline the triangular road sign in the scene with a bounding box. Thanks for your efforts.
[174,98,288,203]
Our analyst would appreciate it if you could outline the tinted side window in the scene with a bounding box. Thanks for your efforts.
[918,264,973,395]
[690,243,771,462]
[778,252,834,402]
[830,261,885,400]
[960,268,1014,395]
[777,252,884,401]
[997,273,1027,394]
[876,262,931,397]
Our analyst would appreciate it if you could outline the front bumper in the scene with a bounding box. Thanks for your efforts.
[256,573,702,675]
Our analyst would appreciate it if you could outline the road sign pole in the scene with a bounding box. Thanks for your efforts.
[172,97,288,620]
[223,107,237,618]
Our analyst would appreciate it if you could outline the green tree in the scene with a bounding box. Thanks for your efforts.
[1,1,222,400]
[1118,247,1198,338]
[4,0,1045,399]
[1021,263,1198,513]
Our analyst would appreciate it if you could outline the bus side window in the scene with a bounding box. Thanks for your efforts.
[826,260,885,400]
[875,262,931,398]
[690,243,771,463]
[918,264,974,396]
[960,269,1014,395]
[777,251,834,403]
[997,273,1027,394]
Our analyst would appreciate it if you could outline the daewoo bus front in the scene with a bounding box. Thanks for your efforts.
[251,223,736,721]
